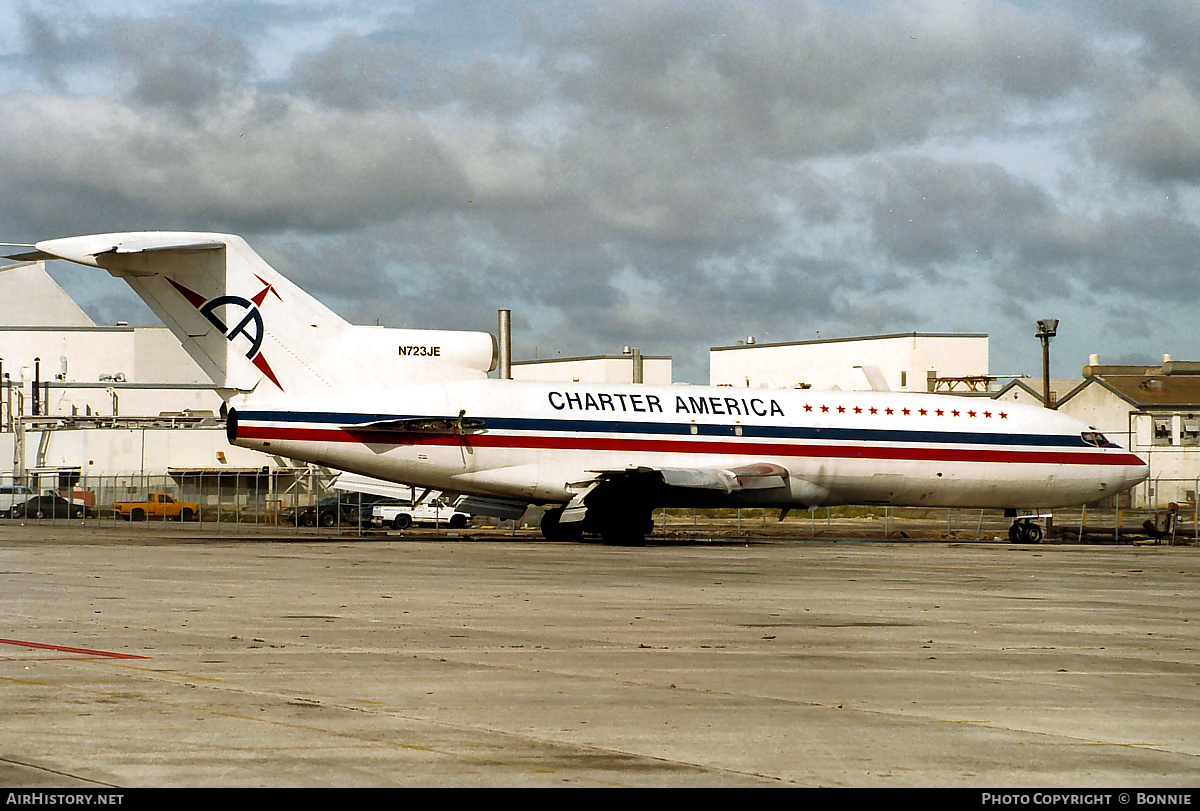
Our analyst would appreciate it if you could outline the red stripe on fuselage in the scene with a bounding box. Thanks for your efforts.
[236,425,1145,467]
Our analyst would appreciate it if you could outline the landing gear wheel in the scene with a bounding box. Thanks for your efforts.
[595,510,653,546]
[1009,520,1044,544]
[540,508,582,542]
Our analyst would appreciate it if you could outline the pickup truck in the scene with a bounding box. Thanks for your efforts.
[113,493,199,521]
[373,496,471,530]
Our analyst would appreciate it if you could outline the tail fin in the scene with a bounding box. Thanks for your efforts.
[20,232,495,395]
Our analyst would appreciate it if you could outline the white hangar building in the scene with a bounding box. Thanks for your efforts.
[511,352,672,385]
[709,333,991,392]
[0,263,302,502]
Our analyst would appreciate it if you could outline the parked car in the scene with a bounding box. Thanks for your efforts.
[278,493,394,528]
[112,493,198,521]
[372,496,471,530]
[5,495,87,520]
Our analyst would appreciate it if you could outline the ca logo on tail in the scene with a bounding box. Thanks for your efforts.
[168,275,285,390]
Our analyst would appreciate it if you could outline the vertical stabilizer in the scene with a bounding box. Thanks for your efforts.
[29,232,349,394]
[18,232,497,397]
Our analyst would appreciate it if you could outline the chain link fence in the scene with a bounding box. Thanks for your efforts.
[2,470,1195,544]
[0,469,382,534]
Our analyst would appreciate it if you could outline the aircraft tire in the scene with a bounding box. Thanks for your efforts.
[540,508,582,542]
[595,510,652,547]
[1009,521,1043,544]
[600,526,646,546]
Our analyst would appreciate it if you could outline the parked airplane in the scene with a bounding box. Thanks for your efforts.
[4,232,1148,543]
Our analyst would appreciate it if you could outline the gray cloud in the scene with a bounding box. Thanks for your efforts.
[1100,74,1200,183]
[3,1,1200,382]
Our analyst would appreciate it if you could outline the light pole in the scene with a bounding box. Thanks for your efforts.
[1036,319,1058,409]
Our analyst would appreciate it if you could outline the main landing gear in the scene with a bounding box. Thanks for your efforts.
[539,505,654,545]
[1008,519,1044,544]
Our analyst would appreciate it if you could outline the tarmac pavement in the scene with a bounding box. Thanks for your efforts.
[1,523,1198,787]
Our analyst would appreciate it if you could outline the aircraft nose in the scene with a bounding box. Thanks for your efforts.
[1123,455,1150,490]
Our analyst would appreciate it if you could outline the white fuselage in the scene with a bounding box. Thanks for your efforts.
[227,379,1149,510]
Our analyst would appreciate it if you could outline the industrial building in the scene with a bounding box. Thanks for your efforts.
[709,332,991,392]
[511,351,671,385]
[1051,355,1200,509]
[1,264,321,515]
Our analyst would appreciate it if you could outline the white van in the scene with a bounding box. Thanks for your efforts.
[0,485,36,514]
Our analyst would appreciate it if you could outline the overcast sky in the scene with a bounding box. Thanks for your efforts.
[2,0,1199,383]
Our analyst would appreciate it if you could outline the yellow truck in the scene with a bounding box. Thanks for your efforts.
[113,493,199,521]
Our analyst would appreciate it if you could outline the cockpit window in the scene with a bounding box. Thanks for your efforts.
[1081,431,1111,447]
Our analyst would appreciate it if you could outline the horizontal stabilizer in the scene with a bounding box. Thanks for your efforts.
[21,234,225,270]
[2,245,47,263]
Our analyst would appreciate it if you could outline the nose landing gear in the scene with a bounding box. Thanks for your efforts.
[1009,519,1044,544]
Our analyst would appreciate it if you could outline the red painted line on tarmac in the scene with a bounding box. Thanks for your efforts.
[0,638,149,660]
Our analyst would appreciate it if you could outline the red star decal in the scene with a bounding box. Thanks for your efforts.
[952,410,961,417]
[251,274,284,307]
[983,411,992,418]
[854,406,862,414]
[804,404,813,412]
[919,408,927,416]
[837,405,846,413]
[902,408,911,416]
[968,410,977,418]
[869,407,878,415]
[820,405,829,413]
[885,408,894,415]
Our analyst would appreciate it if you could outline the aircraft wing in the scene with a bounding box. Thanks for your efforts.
[560,462,790,524]
[649,462,790,493]
[344,412,485,434]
